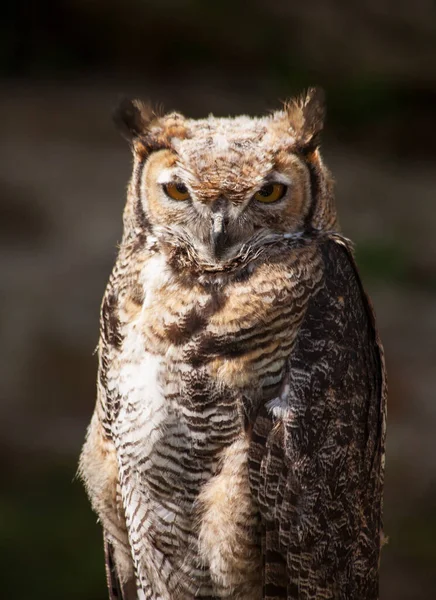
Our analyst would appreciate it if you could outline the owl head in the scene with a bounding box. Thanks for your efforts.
[115,88,336,269]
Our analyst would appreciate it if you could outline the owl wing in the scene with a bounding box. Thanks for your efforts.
[103,534,138,600]
[248,235,386,600]
[104,535,124,600]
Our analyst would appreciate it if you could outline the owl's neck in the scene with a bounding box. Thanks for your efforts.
[153,229,324,288]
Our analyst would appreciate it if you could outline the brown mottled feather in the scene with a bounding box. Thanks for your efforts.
[249,236,386,600]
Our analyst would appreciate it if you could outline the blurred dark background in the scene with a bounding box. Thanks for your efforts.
[1,1,435,598]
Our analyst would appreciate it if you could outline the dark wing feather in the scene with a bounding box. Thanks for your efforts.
[249,236,386,600]
[104,534,124,600]
[103,533,137,600]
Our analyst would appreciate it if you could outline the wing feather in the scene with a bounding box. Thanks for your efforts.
[249,235,386,600]
[104,534,124,600]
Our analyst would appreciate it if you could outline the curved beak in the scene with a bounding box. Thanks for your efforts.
[210,207,228,258]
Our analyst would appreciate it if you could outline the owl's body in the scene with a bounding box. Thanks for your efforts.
[80,90,386,600]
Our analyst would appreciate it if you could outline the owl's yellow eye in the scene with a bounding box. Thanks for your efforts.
[164,182,190,201]
[254,183,287,203]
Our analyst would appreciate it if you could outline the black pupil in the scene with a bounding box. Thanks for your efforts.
[259,184,274,197]
[175,183,187,194]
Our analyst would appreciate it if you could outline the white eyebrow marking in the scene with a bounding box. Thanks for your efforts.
[269,172,293,186]
[157,168,177,184]
[213,133,229,151]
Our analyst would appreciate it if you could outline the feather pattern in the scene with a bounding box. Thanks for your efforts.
[248,236,386,599]
[79,91,386,599]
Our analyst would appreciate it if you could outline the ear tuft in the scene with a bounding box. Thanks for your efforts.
[113,98,156,142]
[285,86,326,150]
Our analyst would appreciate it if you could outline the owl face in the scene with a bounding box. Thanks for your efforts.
[117,89,335,266]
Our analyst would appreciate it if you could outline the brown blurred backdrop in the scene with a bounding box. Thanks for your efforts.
[1,1,435,598]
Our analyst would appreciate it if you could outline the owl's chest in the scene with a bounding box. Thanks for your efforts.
[131,256,301,401]
[112,255,299,434]
[107,255,301,594]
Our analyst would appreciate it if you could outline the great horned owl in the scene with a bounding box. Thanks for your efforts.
[79,88,386,600]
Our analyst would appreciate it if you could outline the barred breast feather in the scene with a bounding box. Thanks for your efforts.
[81,230,385,599]
[101,233,325,599]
